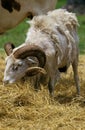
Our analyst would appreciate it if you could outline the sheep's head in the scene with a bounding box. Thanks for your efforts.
[3,42,46,84]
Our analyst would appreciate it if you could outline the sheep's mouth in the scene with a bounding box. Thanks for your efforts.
[3,79,16,85]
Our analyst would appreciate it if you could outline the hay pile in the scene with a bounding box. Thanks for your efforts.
[0,53,85,130]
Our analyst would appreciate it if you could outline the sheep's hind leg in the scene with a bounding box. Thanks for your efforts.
[72,60,80,95]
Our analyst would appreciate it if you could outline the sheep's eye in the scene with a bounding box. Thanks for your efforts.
[12,64,18,71]
[14,66,18,70]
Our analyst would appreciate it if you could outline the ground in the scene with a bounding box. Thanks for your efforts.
[0,54,85,130]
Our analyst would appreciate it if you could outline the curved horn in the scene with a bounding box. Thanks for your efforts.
[4,42,15,56]
[26,67,47,76]
[13,45,46,68]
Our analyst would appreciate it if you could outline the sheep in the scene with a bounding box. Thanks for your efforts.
[0,0,57,34]
[3,9,80,96]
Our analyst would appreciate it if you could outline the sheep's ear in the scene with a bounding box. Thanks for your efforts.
[4,42,15,56]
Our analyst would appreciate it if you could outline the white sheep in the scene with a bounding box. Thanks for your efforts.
[3,9,80,96]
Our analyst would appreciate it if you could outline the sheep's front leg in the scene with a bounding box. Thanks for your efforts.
[72,60,80,95]
[48,70,59,97]
[34,75,41,91]
[48,77,55,97]
[46,54,59,97]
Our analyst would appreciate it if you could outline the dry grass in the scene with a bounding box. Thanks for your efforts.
[0,54,85,130]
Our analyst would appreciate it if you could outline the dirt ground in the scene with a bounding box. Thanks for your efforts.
[0,54,85,130]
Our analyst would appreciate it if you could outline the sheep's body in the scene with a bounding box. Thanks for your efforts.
[4,9,80,96]
[25,9,80,95]
[26,9,79,68]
